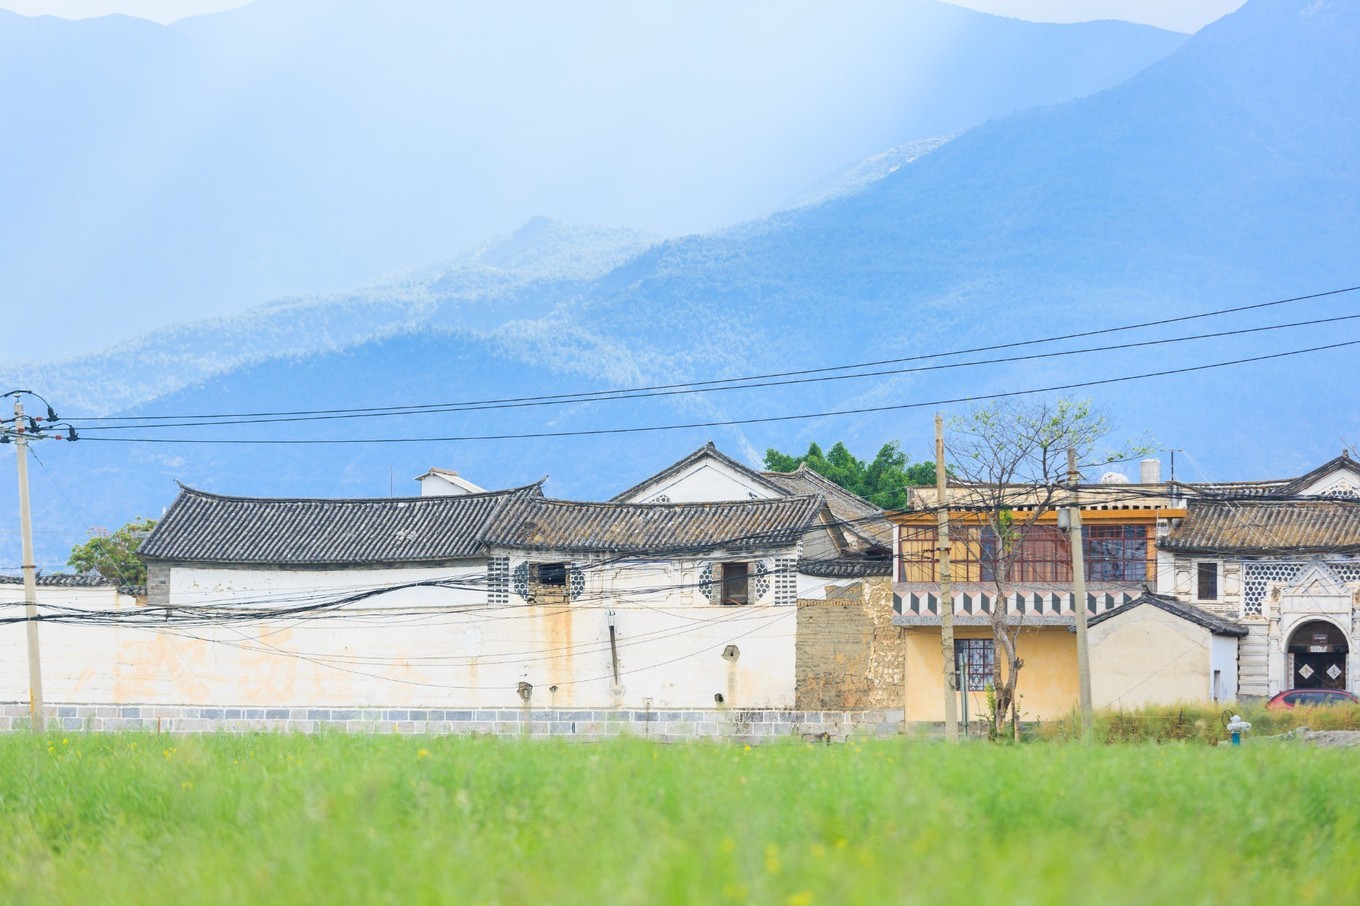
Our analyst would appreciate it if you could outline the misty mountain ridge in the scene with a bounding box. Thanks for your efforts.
[0,0,1188,353]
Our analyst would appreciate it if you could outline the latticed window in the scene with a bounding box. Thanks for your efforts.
[1242,562,1305,617]
[955,639,995,691]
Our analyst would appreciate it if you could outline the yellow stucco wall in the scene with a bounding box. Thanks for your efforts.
[1089,606,1211,709]
[904,626,1078,723]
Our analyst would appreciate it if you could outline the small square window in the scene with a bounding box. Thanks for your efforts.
[537,563,567,586]
[720,562,749,605]
[1196,562,1218,601]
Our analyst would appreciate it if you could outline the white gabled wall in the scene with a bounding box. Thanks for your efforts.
[1089,605,1213,709]
[620,460,777,504]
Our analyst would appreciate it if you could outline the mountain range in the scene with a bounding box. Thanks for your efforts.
[0,0,1188,353]
[3,0,1358,573]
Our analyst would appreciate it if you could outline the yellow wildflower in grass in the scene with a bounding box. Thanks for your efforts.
[720,837,737,854]
[764,844,781,875]
[417,748,431,759]
[786,893,813,906]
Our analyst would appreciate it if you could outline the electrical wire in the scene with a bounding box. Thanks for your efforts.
[70,338,1360,445]
[73,309,1360,432]
[69,284,1360,426]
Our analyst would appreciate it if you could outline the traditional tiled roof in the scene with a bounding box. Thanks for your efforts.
[139,483,545,566]
[485,495,823,554]
[1085,591,1248,637]
[798,557,893,578]
[610,441,788,502]
[761,465,893,550]
[1171,453,1359,500]
[0,573,117,587]
[1279,453,1358,495]
[1162,499,1360,555]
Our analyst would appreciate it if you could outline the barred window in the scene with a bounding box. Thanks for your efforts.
[955,639,995,692]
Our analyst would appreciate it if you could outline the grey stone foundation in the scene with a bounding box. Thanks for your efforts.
[0,703,904,743]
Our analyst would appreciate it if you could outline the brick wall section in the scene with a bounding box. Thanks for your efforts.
[0,703,903,743]
[145,561,171,608]
[795,578,904,710]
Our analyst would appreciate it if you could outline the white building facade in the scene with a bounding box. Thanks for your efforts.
[1158,454,1360,699]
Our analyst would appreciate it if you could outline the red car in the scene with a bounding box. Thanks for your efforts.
[1265,689,1360,709]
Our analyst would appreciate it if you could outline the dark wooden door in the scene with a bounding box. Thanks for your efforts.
[1294,652,1347,690]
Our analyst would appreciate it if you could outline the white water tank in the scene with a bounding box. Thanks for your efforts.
[1140,458,1162,484]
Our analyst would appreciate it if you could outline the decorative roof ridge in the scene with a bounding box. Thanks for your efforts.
[524,493,827,514]
[169,479,546,505]
[762,465,886,514]
[1084,589,1248,637]
[0,573,121,586]
[609,442,788,502]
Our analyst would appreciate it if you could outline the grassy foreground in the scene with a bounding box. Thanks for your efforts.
[1,733,1357,905]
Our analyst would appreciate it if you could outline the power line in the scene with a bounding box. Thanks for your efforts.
[69,284,1360,428]
[76,337,1360,445]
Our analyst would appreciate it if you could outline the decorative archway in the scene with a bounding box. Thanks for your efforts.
[1285,619,1349,690]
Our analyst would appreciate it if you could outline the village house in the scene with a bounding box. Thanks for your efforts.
[1156,453,1360,700]
[889,459,1190,722]
[612,442,905,711]
[1,465,918,739]
[888,453,1360,721]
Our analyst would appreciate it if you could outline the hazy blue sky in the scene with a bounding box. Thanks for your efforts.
[1,0,1247,32]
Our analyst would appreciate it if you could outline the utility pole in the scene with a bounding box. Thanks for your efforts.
[3,390,77,734]
[1066,447,1093,741]
[14,399,45,733]
[935,415,959,742]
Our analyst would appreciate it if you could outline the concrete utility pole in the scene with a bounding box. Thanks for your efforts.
[935,415,959,742]
[14,399,45,733]
[1066,447,1093,742]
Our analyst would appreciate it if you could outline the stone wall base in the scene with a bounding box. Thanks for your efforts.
[0,703,904,743]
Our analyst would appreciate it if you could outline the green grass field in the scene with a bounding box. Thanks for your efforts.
[1,732,1357,905]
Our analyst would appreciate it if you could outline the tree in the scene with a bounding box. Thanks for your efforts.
[944,398,1147,739]
[762,440,935,509]
[68,517,157,585]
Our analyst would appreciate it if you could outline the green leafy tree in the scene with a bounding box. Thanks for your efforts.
[762,440,934,509]
[68,517,157,585]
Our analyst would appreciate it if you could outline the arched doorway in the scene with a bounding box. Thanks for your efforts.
[1286,620,1349,690]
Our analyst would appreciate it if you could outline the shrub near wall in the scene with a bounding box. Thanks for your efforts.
[1040,702,1360,745]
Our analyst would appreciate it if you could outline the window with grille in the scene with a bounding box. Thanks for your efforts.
[954,639,996,691]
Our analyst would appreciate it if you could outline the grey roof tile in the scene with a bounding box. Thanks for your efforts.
[1163,500,1360,555]
[1085,591,1248,637]
[139,483,544,565]
[485,495,823,554]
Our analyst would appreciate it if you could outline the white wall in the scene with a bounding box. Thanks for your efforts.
[1210,633,1239,702]
[1089,605,1213,709]
[621,460,776,503]
[1,557,798,711]
[0,583,138,706]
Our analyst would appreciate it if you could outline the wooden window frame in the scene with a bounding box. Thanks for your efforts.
[1196,561,1219,601]
[720,561,750,605]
